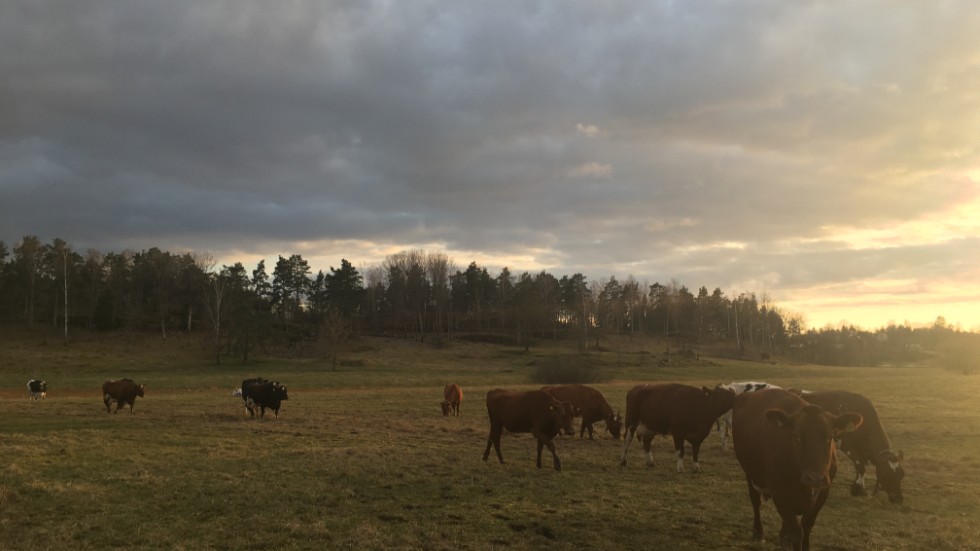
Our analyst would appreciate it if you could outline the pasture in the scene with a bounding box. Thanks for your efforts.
[1,328,979,550]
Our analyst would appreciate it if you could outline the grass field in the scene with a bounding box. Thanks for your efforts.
[1,327,979,550]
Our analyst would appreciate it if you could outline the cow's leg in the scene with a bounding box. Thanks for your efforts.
[619,425,636,466]
[690,439,703,473]
[746,477,764,541]
[721,416,732,452]
[643,435,656,467]
[801,486,831,551]
[483,423,504,464]
[851,459,868,496]
[775,501,804,551]
[259,406,266,418]
[672,433,686,473]
[534,432,561,471]
[586,422,594,440]
[104,396,112,413]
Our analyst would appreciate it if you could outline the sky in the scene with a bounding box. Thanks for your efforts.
[2,1,980,331]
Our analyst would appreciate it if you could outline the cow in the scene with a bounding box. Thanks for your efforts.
[797,389,905,504]
[620,383,735,472]
[28,379,47,401]
[732,388,863,551]
[441,383,463,417]
[540,384,622,439]
[243,379,289,418]
[718,381,781,451]
[482,389,576,471]
[102,379,146,414]
[240,377,267,415]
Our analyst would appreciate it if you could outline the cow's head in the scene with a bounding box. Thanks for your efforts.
[274,383,289,400]
[440,400,451,416]
[606,412,623,440]
[767,404,863,490]
[873,449,905,504]
[704,385,737,417]
[136,384,146,397]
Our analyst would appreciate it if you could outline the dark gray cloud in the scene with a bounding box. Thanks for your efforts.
[2,0,979,328]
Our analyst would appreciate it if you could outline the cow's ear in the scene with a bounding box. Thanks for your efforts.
[766,409,794,429]
[833,412,863,434]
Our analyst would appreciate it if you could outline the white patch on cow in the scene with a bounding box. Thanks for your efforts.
[855,473,866,489]
[635,422,654,437]
[104,393,112,402]
[751,481,769,496]
[888,461,901,472]
[232,388,242,397]
[692,461,701,474]
[646,449,655,467]
[675,449,684,473]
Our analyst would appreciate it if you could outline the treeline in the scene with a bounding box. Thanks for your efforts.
[0,235,975,368]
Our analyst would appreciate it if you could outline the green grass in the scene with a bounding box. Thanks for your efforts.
[1,327,979,549]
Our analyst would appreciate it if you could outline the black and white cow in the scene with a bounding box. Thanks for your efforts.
[239,377,267,415]
[242,379,289,418]
[718,381,781,451]
[28,379,48,401]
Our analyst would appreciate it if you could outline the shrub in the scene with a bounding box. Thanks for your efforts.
[529,355,609,385]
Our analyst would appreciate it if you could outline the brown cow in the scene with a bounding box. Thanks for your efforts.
[482,389,576,471]
[541,384,621,439]
[798,390,905,504]
[441,383,463,417]
[620,383,735,472]
[733,388,863,551]
[102,379,146,414]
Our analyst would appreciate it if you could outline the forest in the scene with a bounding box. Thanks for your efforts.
[0,235,976,370]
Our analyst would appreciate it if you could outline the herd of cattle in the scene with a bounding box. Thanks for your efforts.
[468,381,904,551]
[27,377,289,418]
[24,376,902,551]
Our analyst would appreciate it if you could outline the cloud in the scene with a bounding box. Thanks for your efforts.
[2,1,979,329]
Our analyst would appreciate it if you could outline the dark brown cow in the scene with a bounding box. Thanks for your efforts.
[482,389,576,471]
[441,383,463,417]
[102,379,146,413]
[620,383,735,472]
[798,390,905,504]
[733,388,863,551]
[541,384,621,439]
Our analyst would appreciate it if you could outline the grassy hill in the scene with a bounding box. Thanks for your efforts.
[1,326,978,549]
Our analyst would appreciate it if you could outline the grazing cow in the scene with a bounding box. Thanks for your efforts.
[102,379,146,414]
[733,388,863,551]
[482,389,576,471]
[541,384,622,439]
[441,383,463,417]
[718,381,781,451]
[797,390,905,504]
[240,377,267,415]
[28,379,48,401]
[243,379,289,418]
[620,383,735,472]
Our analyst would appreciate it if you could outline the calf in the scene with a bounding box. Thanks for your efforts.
[620,383,735,472]
[243,379,288,418]
[482,389,576,471]
[798,389,905,504]
[733,388,862,551]
[718,381,781,451]
[441,383,463,416]
[102,379,146,413]
[28,379,48,401]
[541,384,621,439]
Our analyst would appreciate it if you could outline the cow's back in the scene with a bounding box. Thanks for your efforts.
[634,383,713,436]
[486,389,554,433]
[541,384,611,419]
[800,390,889,451]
